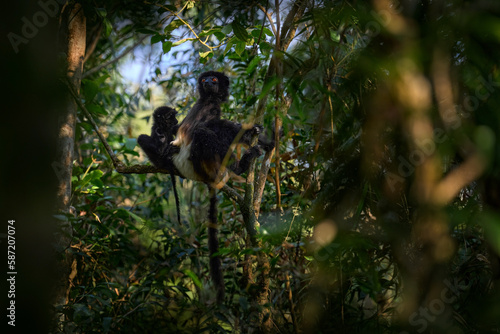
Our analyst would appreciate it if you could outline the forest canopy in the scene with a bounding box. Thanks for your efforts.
[3,0,500,333]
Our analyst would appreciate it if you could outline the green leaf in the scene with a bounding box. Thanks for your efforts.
[94,75,110,86]
[104,20,112,38]
[79,122,93,132]
[263,27,274,36]
[124,138,137,150]
[214,31,225,42]
[96,8,107,18]
[246,95,258,106]
[151,34,163,45]
[86,103,108,116]
[199,27,221,38]
[124,210,144,223]
[82,79,99,103]
[251,29,263,38]
[253,25,274,37]
[259,41,272,56]
[330,29,340,43]
[224,36,236,55]
[137,28,158,35]
[246,55,261,74]
[232,19,249,42]
[235,41,246,56]
[165,20,183,33]
[172,38,195,47]
[259,76,280,98]
[199,50,210,58]
[184,269,202,288]
[199,51,213,59]
[221,24,232,35]
[88,170,104,182]
[162,41,173,54]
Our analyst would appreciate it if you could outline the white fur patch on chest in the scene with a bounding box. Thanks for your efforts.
[172,143,203,181]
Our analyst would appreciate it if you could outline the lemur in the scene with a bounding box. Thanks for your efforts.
[139,71,275,303]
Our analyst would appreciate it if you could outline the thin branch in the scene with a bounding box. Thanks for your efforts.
[148,2,225,51]
[82,34,148,78]
[83,22,103,64]
[257,4,278,38]
[280,0,307,50]
[222,185,244,207]
[254,148,275,217]
[65,78,123,169]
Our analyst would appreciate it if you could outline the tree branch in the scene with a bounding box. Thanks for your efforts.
[280,0,307,50]
[65,78,124,169]
[222,184,244,207]
[257,4,278,38]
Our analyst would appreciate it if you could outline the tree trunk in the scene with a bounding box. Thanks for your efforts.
[54,1,86,312]
[55,2,86,211]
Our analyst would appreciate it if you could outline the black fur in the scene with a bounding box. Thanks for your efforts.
[137,107,181,224]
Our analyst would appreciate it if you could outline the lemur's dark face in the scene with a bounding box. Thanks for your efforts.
[197,71,229,101]
[154,108,178,127]
[153,107,178,142]
[200,75,220,94]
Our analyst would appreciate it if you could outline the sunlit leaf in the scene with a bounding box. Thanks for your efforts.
[164,20,183,32]
[184,269,202,288]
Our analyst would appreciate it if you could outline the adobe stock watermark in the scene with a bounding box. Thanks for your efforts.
[400,277,471,333]
[385,73,500,191]
[7,0,65,54]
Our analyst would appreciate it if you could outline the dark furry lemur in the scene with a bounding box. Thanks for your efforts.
[138,71,274,303]
[137,107,181,224]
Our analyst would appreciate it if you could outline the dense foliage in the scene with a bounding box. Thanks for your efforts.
[46,1,500,333]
